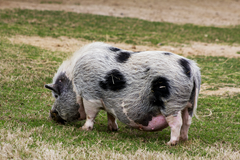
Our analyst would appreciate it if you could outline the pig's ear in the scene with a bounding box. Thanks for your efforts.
[45,84,59,95]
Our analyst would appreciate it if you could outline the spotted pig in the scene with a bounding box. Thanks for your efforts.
[45,42,201,145]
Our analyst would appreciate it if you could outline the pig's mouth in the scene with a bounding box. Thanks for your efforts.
[49,109,66,124]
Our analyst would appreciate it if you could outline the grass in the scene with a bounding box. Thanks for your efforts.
[0,8,240,159]
[195,56,240,88]
[40,1,62,4]
[1,9,240,45]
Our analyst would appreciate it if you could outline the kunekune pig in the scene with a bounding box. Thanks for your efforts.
[45,42,201,145]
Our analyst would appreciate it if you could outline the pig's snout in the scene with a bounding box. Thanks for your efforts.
[49,109,66,124]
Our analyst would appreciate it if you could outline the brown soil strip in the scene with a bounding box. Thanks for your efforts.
[1,0,240,27]
[8,35,240,58]
[201,87,240,96]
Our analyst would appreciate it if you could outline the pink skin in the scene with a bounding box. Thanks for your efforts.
[140,115,168,131]
[142,115,169,131]
[129,114,169,131]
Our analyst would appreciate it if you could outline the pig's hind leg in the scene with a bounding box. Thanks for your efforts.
[165,111,182,146]
[180,102,192,141]
[165,102,193,145]
[107,113,118,131]
[100,100,118,131]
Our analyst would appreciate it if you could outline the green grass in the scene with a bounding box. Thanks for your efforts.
[40,0,62,4]
[195,56,240,87]
[0,8,240,159]
[1,9,240,45]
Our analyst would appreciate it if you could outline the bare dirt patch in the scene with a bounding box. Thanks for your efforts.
[200,83,240,96]
[201,87,240,96]
[8,35,240,58]
[1,0,240,27]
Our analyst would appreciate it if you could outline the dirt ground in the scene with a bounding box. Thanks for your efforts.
[2,0,240,95]
[1,0,240,27]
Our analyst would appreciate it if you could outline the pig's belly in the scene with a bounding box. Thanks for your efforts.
[130,114,169,131]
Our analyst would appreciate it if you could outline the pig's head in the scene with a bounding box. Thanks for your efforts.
[45,72,85,123]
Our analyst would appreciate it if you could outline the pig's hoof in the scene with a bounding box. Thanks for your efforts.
[108,124,118,132]
[108,126,118,131]
[180,136,188,141]
[112,128,118,131]
[81,125,93,131]
[167,140,178,146]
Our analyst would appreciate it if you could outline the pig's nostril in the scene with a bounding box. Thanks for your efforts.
[51,109,58,114]
[49,109,66,124]
[50,109,58,119]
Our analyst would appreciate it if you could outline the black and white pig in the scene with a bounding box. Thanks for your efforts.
[45,42,201,145]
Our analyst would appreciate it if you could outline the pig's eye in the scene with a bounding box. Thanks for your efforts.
[54,95,58,99]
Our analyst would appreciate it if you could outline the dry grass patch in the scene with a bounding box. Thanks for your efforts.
[1,123,240,160]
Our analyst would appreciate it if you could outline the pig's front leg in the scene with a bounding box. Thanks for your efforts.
[165,111,182,146]
[81,99,102,131]
[107,113,118,131]
[77,96,86,120]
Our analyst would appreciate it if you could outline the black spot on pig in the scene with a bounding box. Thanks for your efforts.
[149,76,170,110]
[134,111,157,126]
[137,114,153,126]
[109,47,121,52]
[188,82,196,117]
[163,52,172,55]
[99,69,126,91]
[99,81,108,90]
[133,51,141,53]
[179,58,191,78]
[54,72,71,95]
[45,72,71,95]
[116,52,131,63]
